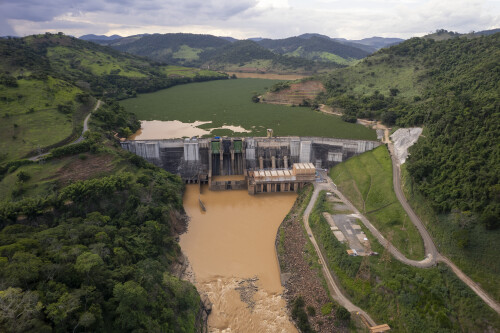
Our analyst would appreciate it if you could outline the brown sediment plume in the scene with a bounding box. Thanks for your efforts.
[180,185,298,332]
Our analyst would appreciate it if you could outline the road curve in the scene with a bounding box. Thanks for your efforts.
[320,170,436,268]
[388,143,439,263]
[302,183,377,327]
[73,99,102,144]
[387,143,500,315]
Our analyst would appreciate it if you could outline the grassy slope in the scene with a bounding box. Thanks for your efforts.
[47,46,148,77]
[0,34,226,162]
[309,191,500,332]
[401,166,500,302]
[0,77,84,161]
[330,146,424,259]
[286,48,355,66]
[325,53,428,101]
[120,78,376,140]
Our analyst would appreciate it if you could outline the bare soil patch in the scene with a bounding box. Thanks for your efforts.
[263,80,325,105]
[56,153,114,185]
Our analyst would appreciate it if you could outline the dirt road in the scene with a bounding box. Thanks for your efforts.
[73,99,102,144]
[303,182,377,327]
[387,142,500,315]
[29,100,102,161]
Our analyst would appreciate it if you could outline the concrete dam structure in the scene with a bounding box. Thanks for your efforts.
[121,136,380,194]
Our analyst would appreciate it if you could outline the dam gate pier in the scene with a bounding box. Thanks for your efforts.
[121,136,380,195]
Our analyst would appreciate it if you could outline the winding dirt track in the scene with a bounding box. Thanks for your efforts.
[29,100,102,161]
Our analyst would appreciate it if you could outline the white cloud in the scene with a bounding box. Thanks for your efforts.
[1,0,498,39]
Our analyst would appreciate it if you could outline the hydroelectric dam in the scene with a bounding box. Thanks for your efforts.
[121,136,380,194]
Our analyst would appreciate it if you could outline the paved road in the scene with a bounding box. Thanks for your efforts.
[387,143,500,315]
[29,100,102,161]
[303,182,377,327]
[388,143,439,264]
[310,165,500,321]
[319,170,435,268]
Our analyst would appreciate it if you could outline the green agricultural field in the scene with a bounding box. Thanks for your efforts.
[120,79,376,140]
[330,145,424,259]
[309,191,500,332]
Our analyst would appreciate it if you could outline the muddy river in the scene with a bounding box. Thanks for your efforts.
[180,185,298,332]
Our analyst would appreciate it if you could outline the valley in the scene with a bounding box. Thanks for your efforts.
[0,28,499,333]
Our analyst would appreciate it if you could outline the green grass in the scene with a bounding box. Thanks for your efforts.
[286,48,355,66]
[119,79,376,140]
[309,191,500,332]
[0,77,81,114]
[401,165,500,302]
[0,158,69,201]
[47,46,148,78]
[327,56,428,101]
[0,76,86,162]
[160,66,227,79]
[172,45,203,60]
[330,146,424,259]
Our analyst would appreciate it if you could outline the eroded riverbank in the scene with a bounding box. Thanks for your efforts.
[180,185,298,332]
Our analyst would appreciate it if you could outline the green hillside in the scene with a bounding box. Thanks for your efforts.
[322,33,500,300]
[106,33,346,73]
[257,36,369,65]
[0,102,203,332]
[0,33,226,162]
[323,33,500,223]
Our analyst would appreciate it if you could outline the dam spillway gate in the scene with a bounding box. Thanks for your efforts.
[121,136,381,194]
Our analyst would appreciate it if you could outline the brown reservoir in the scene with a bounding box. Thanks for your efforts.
[180,185,298,332]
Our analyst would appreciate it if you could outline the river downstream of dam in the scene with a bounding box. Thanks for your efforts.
[180,184,298,333]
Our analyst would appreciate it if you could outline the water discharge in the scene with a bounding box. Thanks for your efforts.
[180,185,298,333]
[129,120,251,140]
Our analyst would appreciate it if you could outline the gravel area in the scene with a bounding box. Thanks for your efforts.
[390,127,423,164]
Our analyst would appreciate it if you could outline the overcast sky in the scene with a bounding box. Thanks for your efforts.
[1,0,499,39]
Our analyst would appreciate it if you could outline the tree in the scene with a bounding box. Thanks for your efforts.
[0,288,45,333]
[113,281,148,330]
[17,171,31,182]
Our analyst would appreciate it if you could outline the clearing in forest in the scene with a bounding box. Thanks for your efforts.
[262,80,325,105]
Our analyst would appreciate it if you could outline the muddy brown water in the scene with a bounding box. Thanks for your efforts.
[129,120,251,140]
[180,185,298,332]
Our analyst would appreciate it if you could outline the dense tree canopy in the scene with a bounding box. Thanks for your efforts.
[323,33,500,228]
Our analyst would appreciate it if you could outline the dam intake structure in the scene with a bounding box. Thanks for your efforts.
[121,136,381,194]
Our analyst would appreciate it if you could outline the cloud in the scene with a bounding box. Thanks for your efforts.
[0,0,498,38]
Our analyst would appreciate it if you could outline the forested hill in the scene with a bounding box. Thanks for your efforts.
[0,33,214,332]
[0,33,226,162]
[0,33,227,100]
[100,33,366,69]
[323,33,500,228]
[257,35,370,64]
